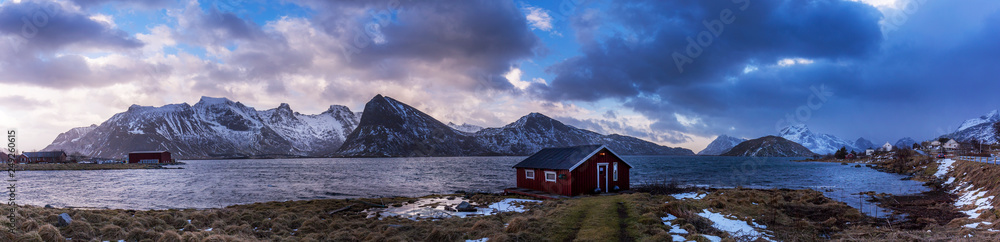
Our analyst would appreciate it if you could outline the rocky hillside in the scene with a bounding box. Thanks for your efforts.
[721,136,817,157]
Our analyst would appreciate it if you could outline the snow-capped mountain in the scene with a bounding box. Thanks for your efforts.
[894,137,918,149]
[336,95,489,157]
[338,95,694,157]
[779,124,858,155]
[942,110,1000,144]
[721,136,816,157]
[474,113,693,156]
[447,122,484,133]
[854,137,875,151]
[43,96,359,159]
[697,135,747,155]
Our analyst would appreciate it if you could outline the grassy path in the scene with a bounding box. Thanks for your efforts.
[550,196,637,241]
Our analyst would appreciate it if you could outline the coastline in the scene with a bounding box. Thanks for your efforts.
[13,162,185,171]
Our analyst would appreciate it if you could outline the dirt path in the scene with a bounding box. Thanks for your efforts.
[616,201,633,242]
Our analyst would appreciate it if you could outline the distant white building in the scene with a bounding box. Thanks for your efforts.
[882,142,894,152]
[931,140,942,147]
[944,139,960,150]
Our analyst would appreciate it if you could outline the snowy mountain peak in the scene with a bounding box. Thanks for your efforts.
[894,137,918,149]
[942,109,1000,144]
[779,124,858,155]
[507,112,562,129]
[957,109,1000,131]
[324,105,352,114]
[779,124,811,136]
[447,122,484,133]
[855,137,875,150]
[195,96,234,106]
[698,135,747,155]
[277,103,291,110]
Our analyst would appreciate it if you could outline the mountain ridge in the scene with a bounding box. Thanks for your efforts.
[45,95,693,159]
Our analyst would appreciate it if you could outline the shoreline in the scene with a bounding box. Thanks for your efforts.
[13,162,185,171]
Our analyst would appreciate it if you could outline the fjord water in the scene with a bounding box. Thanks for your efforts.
[10,156,925,216]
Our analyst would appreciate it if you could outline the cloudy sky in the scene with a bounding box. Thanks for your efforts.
[1,0,998,153]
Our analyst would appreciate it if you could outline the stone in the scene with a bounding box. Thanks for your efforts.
[456,201,476,212]
[57,213,72,227]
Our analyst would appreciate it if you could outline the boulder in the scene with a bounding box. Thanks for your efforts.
[57,213,72,227]
[456,201,477,212]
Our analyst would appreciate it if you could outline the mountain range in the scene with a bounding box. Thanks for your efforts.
[45,95,693,159]
[44,97,360,159]
[942,110,999,144]
[337,95,694,157]
[721,136,817,157]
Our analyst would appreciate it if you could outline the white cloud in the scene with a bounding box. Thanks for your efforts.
[523,6,557,35]
[504,68,546,90]
[89,13,116,28]
[674,113,702,127]
[776,58,814,67]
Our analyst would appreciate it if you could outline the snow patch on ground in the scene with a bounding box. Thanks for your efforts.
[701,234,722,242]
[672,192,707,200]
[935,159,956,177]
[365,197,540,220]
[671,234,687,242]
[697,209,771,240]
[465,238,489,242]
[661,215,688,234]
[954,186,994,219]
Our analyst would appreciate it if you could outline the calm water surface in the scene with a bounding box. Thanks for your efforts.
[7,156,926,216]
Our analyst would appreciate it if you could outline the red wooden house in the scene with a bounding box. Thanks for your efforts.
[128,151,172,164]
[512,145,632,196]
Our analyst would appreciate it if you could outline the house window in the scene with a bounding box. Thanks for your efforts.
[525,170,535,179]
[544,171,557,182]
[613,162,618,181]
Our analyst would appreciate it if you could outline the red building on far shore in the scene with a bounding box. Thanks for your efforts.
[128,151,172,164]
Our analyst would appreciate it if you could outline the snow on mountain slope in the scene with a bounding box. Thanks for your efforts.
[943,110,1000,144]
[43,97,359,159]
[697,135,747,155]
[957,110,1000,131]
[894,137,918,149]
[779,124,858,155]
[448,122,484,133]
[854,137,875,151]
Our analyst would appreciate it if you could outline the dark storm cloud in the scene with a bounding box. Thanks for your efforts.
[0,0,143,52]
[530,0,885,139]
[0,0,145,88]
[305,0,540,90]
[535,0,882,101]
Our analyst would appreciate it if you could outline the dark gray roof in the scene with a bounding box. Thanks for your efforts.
[512,145,604,170]
[129,151,170,154]
[23,151,66,158]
